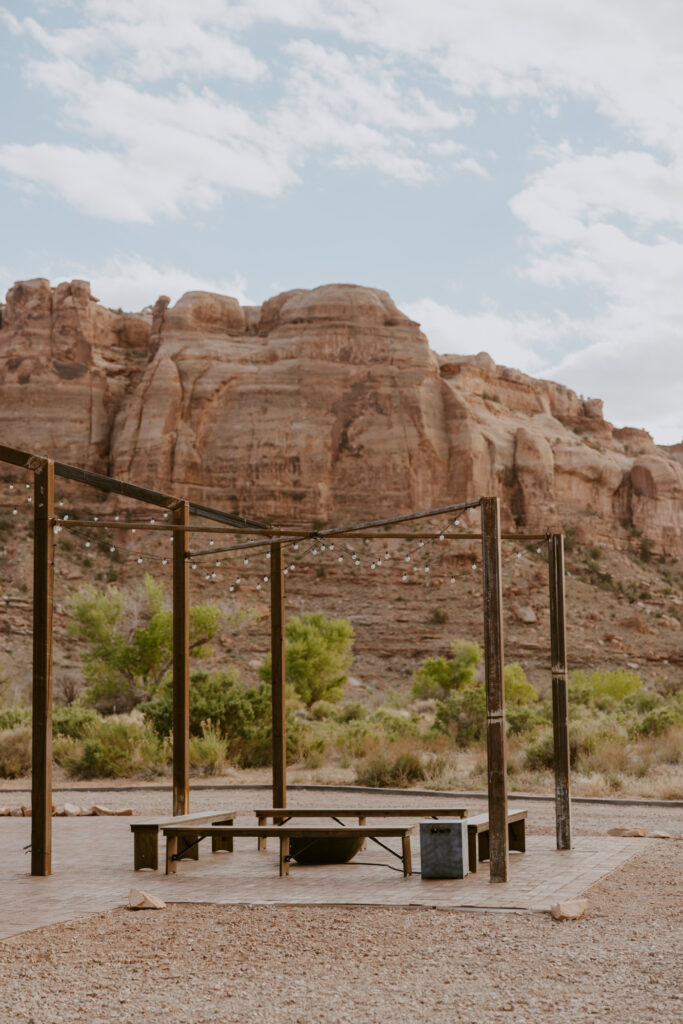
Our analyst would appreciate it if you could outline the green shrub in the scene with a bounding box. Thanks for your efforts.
[259,612,354,707]
[371,708,422,740]
[632,706,681,738]
[355,749,426,788]
[434,685,487,745]
[0,706,31,731]
[412,640,481,701]
[54,718,169,779]
[142,670,304,769]
[52,703,98,739]
[310,700,336,720]
[0,726,32,778]
[504,663,538,706]
[429,606,449,624]
[569,669,642,707]
[333,701,367,723]
[189,721,229,775]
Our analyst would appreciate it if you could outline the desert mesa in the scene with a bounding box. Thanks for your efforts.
[0,277,680,551]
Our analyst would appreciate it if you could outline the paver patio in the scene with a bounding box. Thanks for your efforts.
[0,812,640,938]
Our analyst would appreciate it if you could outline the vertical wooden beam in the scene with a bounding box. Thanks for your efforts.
[270,542,287,810]
[481,496,508,883]
[549,533,572,849]
[31,459,54,876]
[172,502,190,816]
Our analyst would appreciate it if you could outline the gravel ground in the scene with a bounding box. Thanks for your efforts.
[0,790,681,1024]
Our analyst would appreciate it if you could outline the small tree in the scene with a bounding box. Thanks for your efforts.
[259,612,354,708]
[68,574,221,712]
[411,640,482,701]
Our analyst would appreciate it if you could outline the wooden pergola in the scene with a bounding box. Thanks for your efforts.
[0,443,571,884]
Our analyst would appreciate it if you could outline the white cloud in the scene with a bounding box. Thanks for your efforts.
[54,255,252,312]
[401,297,558,373]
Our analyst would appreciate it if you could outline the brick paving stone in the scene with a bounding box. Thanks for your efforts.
[0,789,661,938]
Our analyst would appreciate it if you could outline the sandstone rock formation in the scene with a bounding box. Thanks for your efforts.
[1,280,681,553]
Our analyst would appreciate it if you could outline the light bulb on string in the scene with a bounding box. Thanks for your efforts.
[114,515,119,521]
[162,558,167,565]
[419,540,424,547]
[293,544,298,551]
[150,519,155,525]
[377,558,382,566]
[450,576,455,584]
[192,563,198,570]
[8,484,13,491]
[424,565,430,573]
[405,555,410,562]
[371,562,376,569]
[266,552,271,559]
[454,519,459,526]
[337,555,343,562]
[12,509,17,516]
[131,528,136,534]
[256,583,261,591]
[329,543,334,551]
[85,541,91,548]
[471,563,477,570]
[215,561,221,567]
[25,483,30,489]
[110,546,115,552]
[263,575,269,582]
[289,564,294,571]
[439,533,444,541]
[243,557,249,565]
[312,547,318,555]
[163,512,168,519]
[137,557,143,564]
[27,497,31,503]
[402,573,408,582]
[94,516,99,521]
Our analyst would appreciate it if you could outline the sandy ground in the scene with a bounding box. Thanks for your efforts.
[0,793,681,1024]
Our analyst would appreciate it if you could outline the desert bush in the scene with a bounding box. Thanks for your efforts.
[310,700,336,720]
[69,574,222,712]
[189,721,229,775]
[371,708,422,741]
[412,640,481,701]
[0,706,31,731]
[333,701,367,723]
[0,726,32,777]
[355,746,426,788]
[429,606,449,624]
[569,669,642,707]
[434,685,487,745]
[504,663,538,705]
[52,702,98,739]
[631,705,681,738]
[334,720,384,762]
[259,612,354,707]
[53,717,170,778]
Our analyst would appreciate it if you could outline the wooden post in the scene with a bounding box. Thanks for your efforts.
[31,459,54,876]
[270,542,287,810]
[549,533,572,849]
[481,496,508,883]
[172,502,190,816]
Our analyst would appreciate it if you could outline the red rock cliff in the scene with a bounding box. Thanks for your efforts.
[0,280,680,552]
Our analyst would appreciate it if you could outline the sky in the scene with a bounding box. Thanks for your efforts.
[0,2,681,445]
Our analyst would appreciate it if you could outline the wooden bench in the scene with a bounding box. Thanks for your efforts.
[465,809,527,873]
[253,807,468,851]
[161,825,415,877]
[130,810,236,870]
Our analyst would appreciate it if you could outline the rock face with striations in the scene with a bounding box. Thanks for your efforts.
[0,280,681,552]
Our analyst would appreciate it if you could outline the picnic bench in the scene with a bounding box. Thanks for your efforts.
[465,809,527,872]
[130,810,236,870]
[253,806,468,851]
[161,824,415,877]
